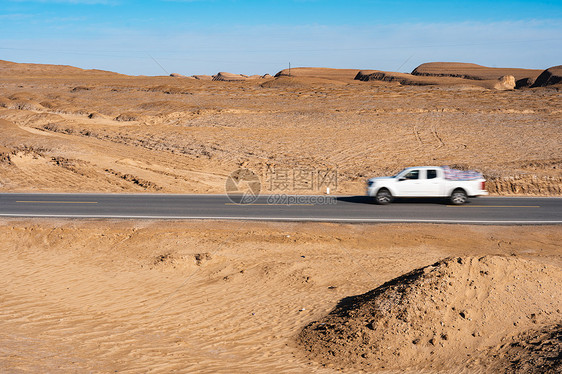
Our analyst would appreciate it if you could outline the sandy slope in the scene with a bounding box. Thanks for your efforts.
[299,255,562,371]
[0,220,560,373]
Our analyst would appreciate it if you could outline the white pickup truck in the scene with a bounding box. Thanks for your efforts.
[366,166,488,204]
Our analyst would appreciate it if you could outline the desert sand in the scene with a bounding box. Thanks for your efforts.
[0,60,561,373]
[0,60,561,196]
[0,219,560,373]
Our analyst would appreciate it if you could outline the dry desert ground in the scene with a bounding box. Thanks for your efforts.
[0,60,561,373]
[0,220,561,373]
[0,60,561,195]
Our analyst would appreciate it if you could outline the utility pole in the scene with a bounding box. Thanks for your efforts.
[289,62,291,77]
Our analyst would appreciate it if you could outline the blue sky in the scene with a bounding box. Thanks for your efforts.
[1,0,561,75]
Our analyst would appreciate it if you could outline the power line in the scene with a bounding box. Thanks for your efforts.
[396,54,414,72]
[147,53,169,75]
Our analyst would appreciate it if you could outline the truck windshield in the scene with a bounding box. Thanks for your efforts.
[392,169,407,178]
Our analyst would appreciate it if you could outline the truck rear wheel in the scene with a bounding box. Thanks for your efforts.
[450,189,468,205]
[375,188,393,205]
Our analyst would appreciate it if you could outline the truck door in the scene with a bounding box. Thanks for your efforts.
[424,169,442,196]
[396,169,422,196]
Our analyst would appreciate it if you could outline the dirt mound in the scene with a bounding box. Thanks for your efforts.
[213,72,249,81]
[298,256,562,371]
[191,74,213,80]
[532,65,562,87]
[274,67,360,82]
[412,62,543,81]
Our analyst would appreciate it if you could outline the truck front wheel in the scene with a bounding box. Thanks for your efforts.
[375,188,393,205]
[450,189,468,205]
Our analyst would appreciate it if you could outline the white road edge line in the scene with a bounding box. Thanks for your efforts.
[0,213,560,224]
[2,193,560,199]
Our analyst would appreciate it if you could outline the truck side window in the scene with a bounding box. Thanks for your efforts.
[405,170,419,180]
[427,169,437,179]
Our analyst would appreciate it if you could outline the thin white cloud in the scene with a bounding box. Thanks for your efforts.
[0,13,34,20]
[7,0,119,4]
[161,0,215,2]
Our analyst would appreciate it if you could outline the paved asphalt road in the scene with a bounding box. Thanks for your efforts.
[0,193,561,224]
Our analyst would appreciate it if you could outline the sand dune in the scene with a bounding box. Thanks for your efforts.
[411,62,543,81]
[299,256,562,372]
